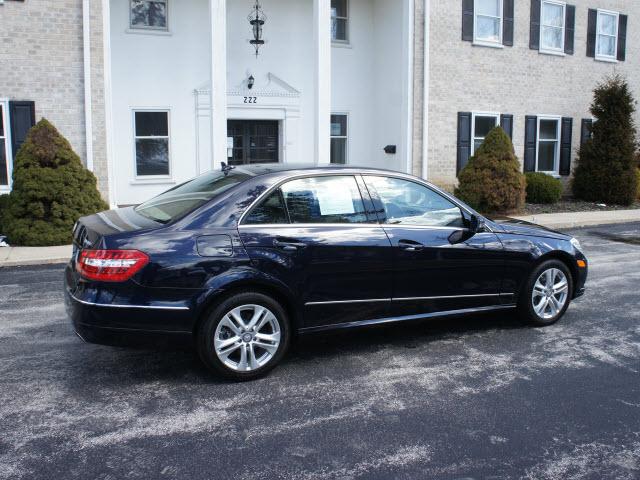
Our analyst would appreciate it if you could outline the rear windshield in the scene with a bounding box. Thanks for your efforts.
[134,170,250,223]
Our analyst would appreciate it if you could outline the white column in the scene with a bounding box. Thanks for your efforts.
[82,0,93,172]
[210,0,227,170]
[313,0,331,165]
[422,0,430,180]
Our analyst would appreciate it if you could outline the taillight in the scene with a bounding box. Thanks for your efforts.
[77,250,149,282]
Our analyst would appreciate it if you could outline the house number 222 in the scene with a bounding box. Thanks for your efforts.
[243,96,258,104]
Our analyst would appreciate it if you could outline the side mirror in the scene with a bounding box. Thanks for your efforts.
[469,214,486,233]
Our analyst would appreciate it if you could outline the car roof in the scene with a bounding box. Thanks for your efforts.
[233,163,412,178]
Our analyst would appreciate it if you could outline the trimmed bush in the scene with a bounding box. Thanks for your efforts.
[0,193,9,234]
[2,119,108,246]
[573,75,639,205]
[637,169,640,200]
[455,126,526,213]
[525,172,563,204]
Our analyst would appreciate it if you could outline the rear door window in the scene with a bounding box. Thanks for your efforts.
[244,190,289,225]
[281,175,368,224]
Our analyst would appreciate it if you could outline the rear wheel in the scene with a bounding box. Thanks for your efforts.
[518,259,573,326]
[197,292,290,380]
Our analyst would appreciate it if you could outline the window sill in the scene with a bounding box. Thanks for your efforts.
[130,179,175,186]
[539,48,566,57]
[125,28,172,37]
[332,41,352,49]
[594,55,618,63]
[472,40,504,49]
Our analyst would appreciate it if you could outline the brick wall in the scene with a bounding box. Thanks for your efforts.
[422,0,640,190]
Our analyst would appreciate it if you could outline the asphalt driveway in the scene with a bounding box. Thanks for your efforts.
[1,222,639,480]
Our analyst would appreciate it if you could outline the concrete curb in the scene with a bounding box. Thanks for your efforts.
[0,245,72,268]
[512,209,640,230]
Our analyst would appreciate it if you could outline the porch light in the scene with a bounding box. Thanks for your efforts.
[247,75,255,89]
[248,0,266,57]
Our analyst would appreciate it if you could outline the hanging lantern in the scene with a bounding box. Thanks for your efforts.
[248,0,266,58]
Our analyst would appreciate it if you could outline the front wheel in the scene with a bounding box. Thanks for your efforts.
[518,260,573,326]
[197,292,290,380]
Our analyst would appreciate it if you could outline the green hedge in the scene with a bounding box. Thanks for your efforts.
[2,119,108,246]
[525,172,563,204]
[455,126,526,214]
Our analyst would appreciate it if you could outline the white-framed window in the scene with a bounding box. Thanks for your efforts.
[330,114,348,164]
[596,9,619,60]
[474,0,503,46]
[540,0,566,53]
[133,110,171,177]
[536,116,561,174]
[471,112,500,154]
[130,0,168,31]
[0,100,13,191]
[331,0,348,43]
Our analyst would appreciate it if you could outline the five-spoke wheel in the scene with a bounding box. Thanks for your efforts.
[519,259,573,326]
[197,292,289,380]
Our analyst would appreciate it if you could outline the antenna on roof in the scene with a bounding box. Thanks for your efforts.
[221,162,235,176]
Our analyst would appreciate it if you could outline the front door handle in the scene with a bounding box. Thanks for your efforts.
[398,239,424,252]
[273,238,307,251]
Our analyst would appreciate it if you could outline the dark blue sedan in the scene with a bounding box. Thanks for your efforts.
[65,165,588,380]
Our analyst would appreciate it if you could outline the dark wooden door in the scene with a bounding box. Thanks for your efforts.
[227,120,279,165]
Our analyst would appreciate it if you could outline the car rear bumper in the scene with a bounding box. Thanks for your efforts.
[64,263,198,347]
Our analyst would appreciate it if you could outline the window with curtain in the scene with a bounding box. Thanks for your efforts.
[540,1,566,52]
[331,0,348,42]
[537,117,560,174]
[474,0,502,44]
[596,10,618,59]
[130,0,168,30]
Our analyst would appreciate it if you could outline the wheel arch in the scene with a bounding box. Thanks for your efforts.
[193,280,300,337]
[532,250,579,295]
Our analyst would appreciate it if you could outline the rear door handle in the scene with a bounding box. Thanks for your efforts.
[398,239,424,252]
[273,239,307,251]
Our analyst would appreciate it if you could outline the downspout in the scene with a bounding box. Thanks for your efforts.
[422,0,430,180]
[82,0,94,172]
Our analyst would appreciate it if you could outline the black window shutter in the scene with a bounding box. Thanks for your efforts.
[500,114,514,139]
[457,112,472,175]
[617,14,628,61]
[530,0,541,50]
[462,0,473,42]
[580,119,593,145]
[524,116,537,172]
[462,0,474,42]
[586,9,597,57]
[503,0,514,46]
[559,117,573,176]
[565,5,576,55]
[9,101,36,160]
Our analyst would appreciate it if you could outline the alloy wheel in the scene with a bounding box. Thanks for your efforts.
[531,268,569,320]
[214,304,281,372]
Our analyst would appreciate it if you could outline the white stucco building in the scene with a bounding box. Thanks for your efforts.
[1,0,638,206]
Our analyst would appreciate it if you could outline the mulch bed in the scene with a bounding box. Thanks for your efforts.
[522,199,640,215]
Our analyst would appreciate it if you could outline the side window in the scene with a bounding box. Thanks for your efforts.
[364,176,464,228]
[244,189,288,225]
[281,176,367,224]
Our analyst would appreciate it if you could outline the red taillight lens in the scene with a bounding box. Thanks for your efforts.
[77,250,149,282]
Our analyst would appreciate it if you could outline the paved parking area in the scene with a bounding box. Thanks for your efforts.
[1,223,639,480]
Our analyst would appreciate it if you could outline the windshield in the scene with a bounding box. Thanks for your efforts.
[134,170,251,223]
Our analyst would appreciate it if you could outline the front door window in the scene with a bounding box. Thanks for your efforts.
[227,120,279,166]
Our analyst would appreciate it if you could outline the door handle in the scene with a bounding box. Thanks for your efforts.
[273,239,307,251]
[398,240,424,252]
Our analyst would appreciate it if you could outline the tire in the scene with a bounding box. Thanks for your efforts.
[518,259,573,327]
[197,292,290,380]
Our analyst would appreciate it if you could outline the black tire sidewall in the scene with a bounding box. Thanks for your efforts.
[519,259,573,326]
[197,292,290,380]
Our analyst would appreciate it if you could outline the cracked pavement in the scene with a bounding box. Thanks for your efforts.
[0,222,639,479]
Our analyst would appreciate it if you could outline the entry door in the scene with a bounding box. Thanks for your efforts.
[238,175,393,329]
[227,120,279,165]
[362,175,505,316]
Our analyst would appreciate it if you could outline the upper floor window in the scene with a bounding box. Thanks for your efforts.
[130,0,168,31]
[596,9,619,60]
[474,0,503,45]
[540,1,566,53]
[330,114,348,164]
[471,113,499,154]
[134,110,170,177]
[331,0,348,43]
[364,176,464,228]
